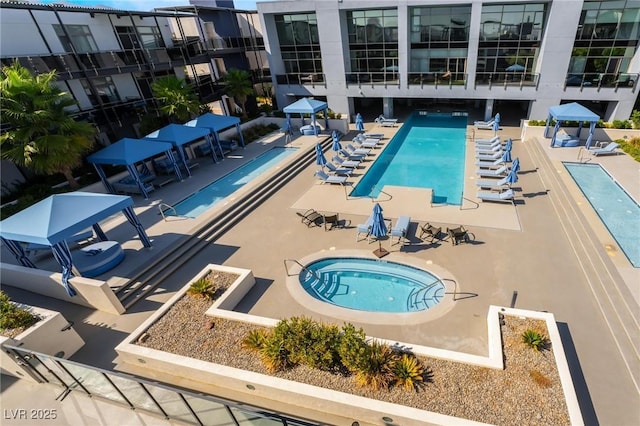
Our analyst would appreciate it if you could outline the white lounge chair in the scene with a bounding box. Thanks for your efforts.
[475,175,511,189]
[477,188,515,203]
[339,149,366,161]
[589,142,620,156]
[315,170,348,185]
[325,162,352,176]
[332,155,360,168]
[475,143,503,154]
[375,115,398,127]
[476,151,504,161]
[390,215,411,246]
[476,165,508,178]
[345,143,371,155]
[475,139,502,151]
[474,119,496,130]
[363,132,384,139]
[475,158,506,169]
[475,136,500,145]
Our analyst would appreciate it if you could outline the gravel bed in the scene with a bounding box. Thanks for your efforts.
[139,273,569,425]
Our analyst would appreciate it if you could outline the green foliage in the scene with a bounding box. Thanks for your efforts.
[258,334,291,373]
[186,277,216,300]
[138,113,169,137]
[241,329,267,352]
[611,119,631,129]
[0,61,95,189]
[393,354,425,390]
[352,340,396,390]
[273,317,342,371]
[631,110,640,129]
[618,137,640,162]
[223,69,254,119]
[337,323,369,371]
[521,329,549,352]
[0,291,39,332]
[240,123,279,145]
[151,76,199,123]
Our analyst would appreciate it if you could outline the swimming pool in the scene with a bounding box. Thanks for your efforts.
[564,162,639,267]
[351,112,467,204]
[168,147,297,218]
[299,257,445,313]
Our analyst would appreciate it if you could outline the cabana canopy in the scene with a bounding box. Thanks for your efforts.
[0,192,151,296]
[185,113,245,153]
[283,98,329,136]
[144,124,218,175]
[544,102,600,149]
[87,137,182,198]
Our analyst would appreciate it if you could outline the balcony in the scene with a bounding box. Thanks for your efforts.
[407,72,467,88]
[474,72,539,89]
[564,72,638,91]
[345,71,400,88]
[276,73,326,87]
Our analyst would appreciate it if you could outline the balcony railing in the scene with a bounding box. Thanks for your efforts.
[407,72,467,88]
[564,72,638,90]
[276,73,326,87]
[345,72,401,88]
[474,72,539,88]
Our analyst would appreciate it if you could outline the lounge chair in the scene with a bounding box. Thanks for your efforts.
[476,150,504,161]
[325,162,353,176]
[475,143,503,154]
[354,139,379,149]
[475,157,506,169]
[477,188,515,203]
[475,135,500,145]
[419,223,442,243]
[390,215,411,246]
[332,155,360,168]
[356,215,374,242]
[446,225,474,245]
[476,165,508,178]
[338,149,366,161]
[474,119,496,130]
[375,115,398,127]
[475,175,511,189]
[363,132,384,139]
[589,142,620,156]
[354,133,382,142]
[474,139,501,151]
[296,209,323,227]
[315,170,348,185]
[112,177,156,195]
[345,143,371,156]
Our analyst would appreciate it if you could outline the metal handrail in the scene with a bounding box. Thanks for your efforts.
[158,203,178,221]
[284,259,320,281]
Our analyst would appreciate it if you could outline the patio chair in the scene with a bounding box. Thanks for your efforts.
[363,132,385,139]
[475,175,512,190]
[589,142,620,156]
[323,213,341,231]
[112,177,156,195]
[475,135,500,145]
[476,165,508,178]
[352,137,379,149]
[325,162,353,176]
[475,143,503,154]
[477,188,515,203]
[345,143,371,156]
[446,225,474,245]
[418,223,442,243]
[338,149,366,161]
[390,215,411,246]
[296,209,323,227]
[475,157,506,169]
[476,150,504,161]
[332,155,360,168]
[355,215,374,242]
[474,119,495,129]
[314,170,348,185]
[375,115,398,127]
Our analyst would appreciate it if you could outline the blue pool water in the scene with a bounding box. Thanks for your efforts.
[351,112,467,204]
[299,258,445,312]
[564,162,639,267]
[169,147,297,218]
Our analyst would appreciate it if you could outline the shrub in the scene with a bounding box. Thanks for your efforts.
[611,119,632,129]
[529,369,552,388]
[242,329,267,352]
[337,323,368,372]
[522,329,549,351]
[631,110,640,129]
[186,277,216,300]
[258,335,291,373]
[393,354,425,390]
[618,137,640,162]
[352,340,396,390]
[0,291,39,332]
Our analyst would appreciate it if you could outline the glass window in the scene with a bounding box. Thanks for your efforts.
[138,26,164,48]
[53,24,97,53]
[275,13,322,77]
[81,77,121,105]
[347,9,398,75]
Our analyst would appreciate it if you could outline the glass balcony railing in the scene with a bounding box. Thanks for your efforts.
[276,73,325,86]
[474,72,539,87]
[344,71,401,87]
[407,72,467,87]
[564,72,638,89]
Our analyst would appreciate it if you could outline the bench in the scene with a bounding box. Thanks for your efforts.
[390,215,411,245]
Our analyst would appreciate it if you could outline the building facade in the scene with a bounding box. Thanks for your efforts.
[0,0,266,143]
[258,0,640,121]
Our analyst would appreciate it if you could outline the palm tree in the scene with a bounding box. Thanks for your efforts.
[151,76,199,123]
[0,62,95,189]
[223,69,253,119]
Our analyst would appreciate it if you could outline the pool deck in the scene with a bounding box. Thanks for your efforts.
[2,121,639,426]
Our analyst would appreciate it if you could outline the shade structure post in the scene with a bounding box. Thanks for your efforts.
[92,224,108,241]
[576,121,583,138]
[550,121,561,147]
[51,241,77,297]
[125,164,149,199]
[122,206,152,248]
[211,132,225,159]
[585,121,596,149]
[324,108,329,130]
[204,134,219,163]
[312,114,318,136]
[543,113,552,138]
[235,123,245,147]
[176,145,191,178]
[1,237,36,268]
[300,113,305,126]
[93,164,115,194]
[165,150,183,181]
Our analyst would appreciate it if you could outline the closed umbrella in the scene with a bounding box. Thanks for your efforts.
[505,168,518,186]
[315,143,327,167]
[504,138,512,153]
[495,113,501,124]
[370,203,389,258]
[501,147,512,163]
[332,131,342,152]
[511,157,520,174]
[355,113,365,131]
[493,119,500,134]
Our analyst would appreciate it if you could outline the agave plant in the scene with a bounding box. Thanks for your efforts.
[393,354,425,391]
[242,329,267,353]
[353,340,396,390]
[186,278,215,299]
[521,329,549,351]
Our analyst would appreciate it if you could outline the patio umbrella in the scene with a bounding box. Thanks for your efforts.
[370,203,389,258]
[332,131,342,152]
[505,168,518,186]
[504,138,512,153]
[493,119,500,134]
[355,113,365,131]
[506,64,525,72]
[501,147,512,163]
[315,143,327,167]
[511,157,520,174]
[495,113,501,124]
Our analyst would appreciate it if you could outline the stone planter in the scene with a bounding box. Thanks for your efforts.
[0,304,85,382]
[116,263,583,425]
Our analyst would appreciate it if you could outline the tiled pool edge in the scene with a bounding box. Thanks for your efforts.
[115,264,583,426]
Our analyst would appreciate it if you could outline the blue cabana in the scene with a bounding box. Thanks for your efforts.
[0,192,151,297]
[544,102,600,149]
[283,98,329,136]
[87,138,182,198]
[185,113,245,156]
[144,124,218,173]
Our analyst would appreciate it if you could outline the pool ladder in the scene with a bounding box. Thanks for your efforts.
[283,259,320,281]
[158,203,178,221]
